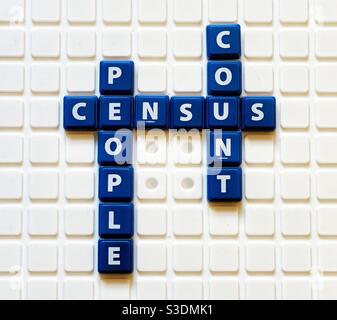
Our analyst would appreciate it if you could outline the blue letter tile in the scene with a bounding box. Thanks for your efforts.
[99,96,133,130]
[99,167,134,202]
[99,203,134,239]
[98,130,133,166]
[206,96,240,130]
[207,24,241,60]
[207,61,242,96]
[207,167,242,202]
[135,95,169,129]
[170,96,204,129]
[98,239,133,274]
[241,96,276,132]
[208,131,242,167]
[63,96,98,131]
[100,61,134,95]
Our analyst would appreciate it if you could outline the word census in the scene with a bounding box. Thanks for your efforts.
[63,24,276,274]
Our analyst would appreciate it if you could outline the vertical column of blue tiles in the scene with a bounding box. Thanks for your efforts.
[98,61,135,274]
[206,24,243,202]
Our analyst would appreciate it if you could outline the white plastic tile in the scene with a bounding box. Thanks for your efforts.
[139,0,167,24]
[173,242,203,273]
[102,29,132,58]
[281,135,310,165]
[0,171,23,200]
[281,99,310,129]
[209,279,239,300]
[27,242,58,273]
[282,243,312,273]
[317,206,337,236]
[31,29,60,59]
[67,0,96,24]
[244,29,273,59]
[281,206,311,237]
[64,243,94,273]
[137,205,167,237]
[209,206,239,236]
[137,169,167,200]
[0,207,22,236]
[0,64,24,93]
[174,278,203,300]
[64,206,94,237]
[245,170,275,200]
[31,64,60,94]
[245,280,275,300]
[65,133,95,164]
[137,241,167,272]
[244,135,274,165]
[29,171,58,200]
[173,29,203,59]
[30,99,59,129]
[316,65,337,94]
[173,205,203,236]
[0,135,23,164]
[208,0,238,23]
[279,30,309,59]
[0,29,25,58]
[103,0,132,24]
[316,100,337,129]
[137,278,167,300]
[0,243,21,273]
[316,29,337,58]
[0,100,24,129]
[0,280,21,300]
[315,0,337,24]
[32,0,61,23]
[280,65,309,94]
[209,242,239,272]
[174,0,202,24]
[280,0,308,24]
[172,169,203,200]
[64,170,95,200]
[27,279,58,300]
[246,243,275,273]
[0,0,25,23]
[244,0,273,24]
[138,63,167,93]
[173,63,203,93]
[137,130,167,165]
[28,206,58,236]
[63,279,94,300]
[319,243,337,272]
[281,171,311,201]
[67,29,96,59]
[244,63,274,93]
[30,134,59,164]
[66,63,96,93]
[138,29,167,59]
[245,205,275,236]
[316,135,337,164]
[282,280,312,300]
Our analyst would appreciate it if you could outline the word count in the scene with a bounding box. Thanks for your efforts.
[63,24,276,274]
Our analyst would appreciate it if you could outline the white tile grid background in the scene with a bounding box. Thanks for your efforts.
[1,0,337,300]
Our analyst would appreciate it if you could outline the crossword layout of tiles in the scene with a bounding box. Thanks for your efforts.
[64,24,276,274]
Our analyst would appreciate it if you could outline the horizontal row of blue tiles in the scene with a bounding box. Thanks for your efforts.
[64,95,276,132]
